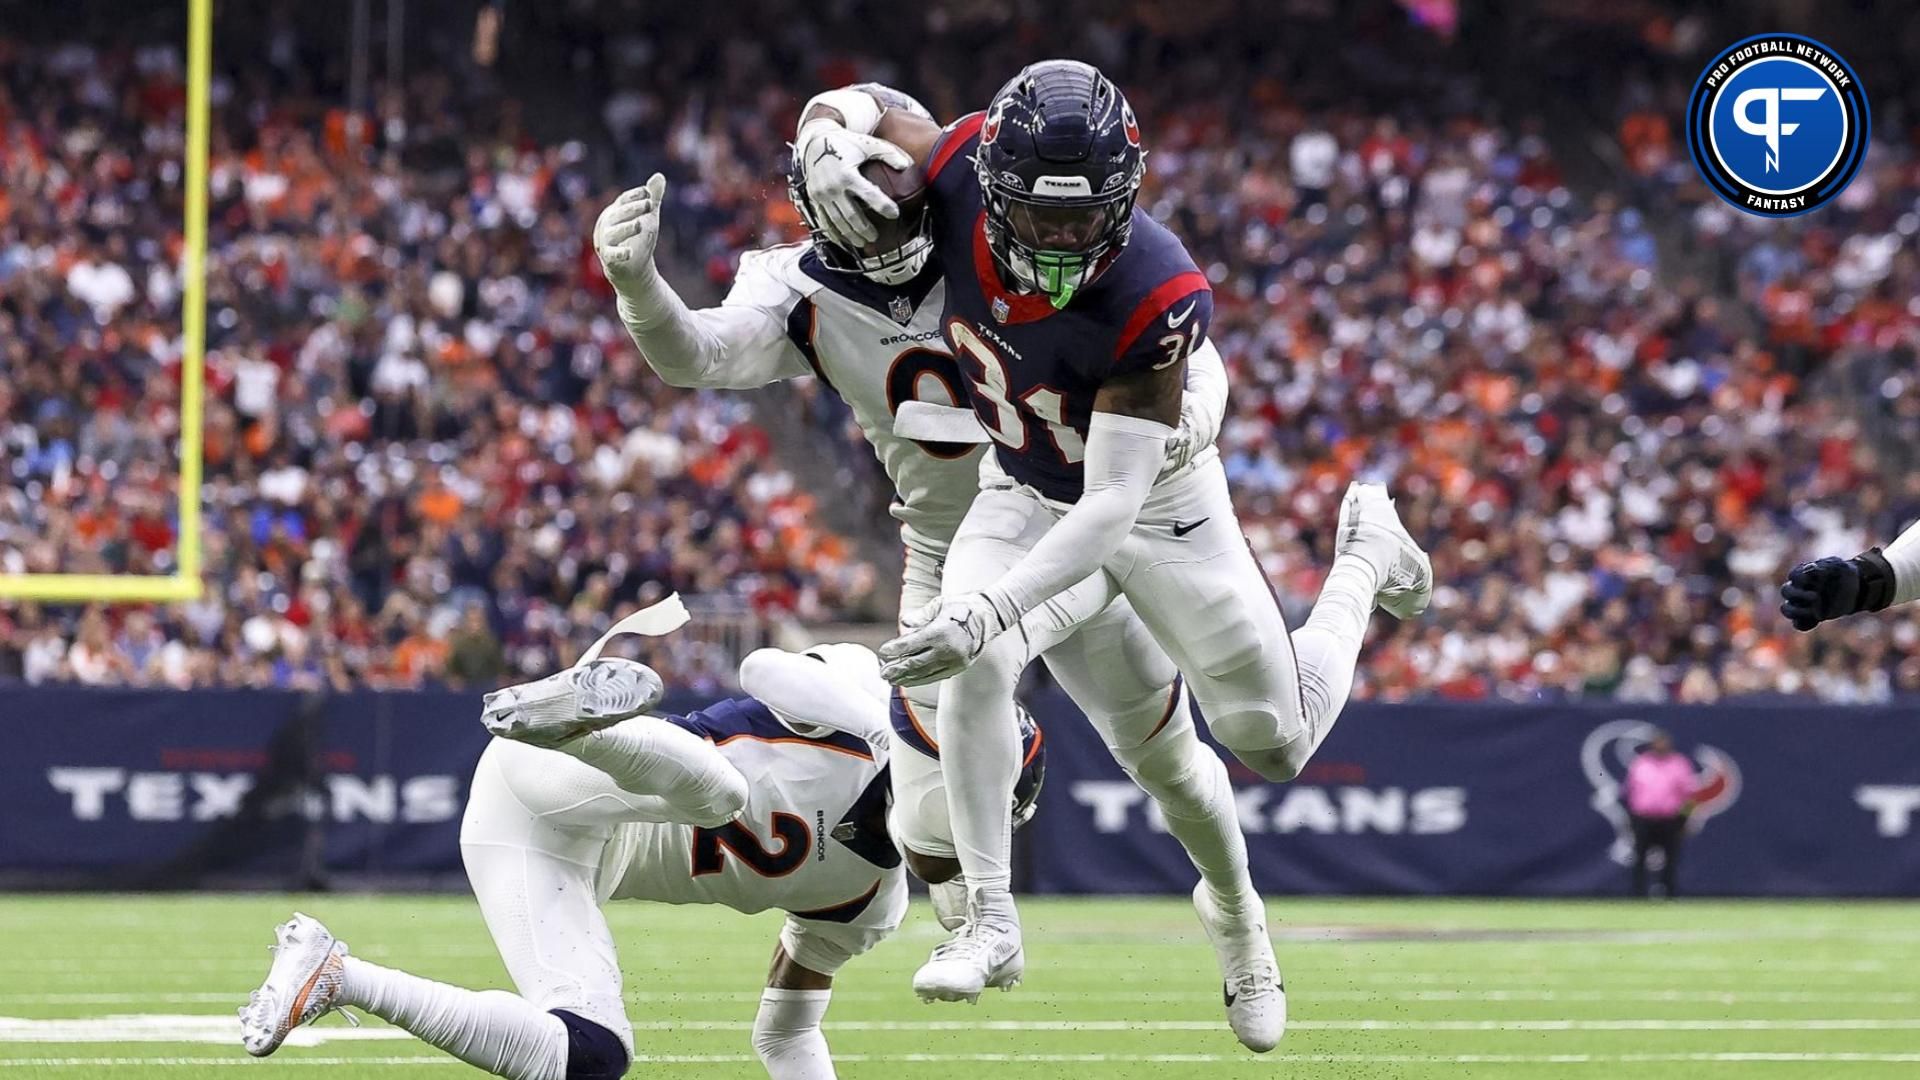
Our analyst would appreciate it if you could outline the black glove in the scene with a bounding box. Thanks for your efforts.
[1780,549,1897,631]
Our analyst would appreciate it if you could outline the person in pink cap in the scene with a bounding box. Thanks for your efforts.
[1623,730,1699,897]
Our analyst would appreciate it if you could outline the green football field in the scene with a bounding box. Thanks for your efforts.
[2,894,1918,1079]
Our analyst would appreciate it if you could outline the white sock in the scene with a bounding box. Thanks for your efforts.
[557,718,747,827]
[934,639,1023,909]
[1289,554,1377,753]
[752,988,835,1080]
[338,956,567,1080]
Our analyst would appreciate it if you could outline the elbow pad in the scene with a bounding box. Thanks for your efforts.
[801,88,883,135]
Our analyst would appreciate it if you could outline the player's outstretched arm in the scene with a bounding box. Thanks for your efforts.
[879,362,1182,686]
[796,85,943,249]
[1781,518,1920,630]
[594,176,808,390]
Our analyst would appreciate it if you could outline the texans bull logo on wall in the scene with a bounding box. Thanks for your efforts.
[1581,719,1742,866]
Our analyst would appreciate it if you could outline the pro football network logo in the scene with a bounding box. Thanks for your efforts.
[1686,33,1868,217]
[1580,720,1742,867]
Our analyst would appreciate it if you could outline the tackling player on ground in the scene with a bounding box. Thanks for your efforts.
[588,84,1283,1050]
[1781,519,1920,630]
[241,633,1005,1080]
[797,62,1433,1003]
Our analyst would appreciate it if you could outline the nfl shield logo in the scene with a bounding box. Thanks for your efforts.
[889,295,914,325]
[991,296,1010,323]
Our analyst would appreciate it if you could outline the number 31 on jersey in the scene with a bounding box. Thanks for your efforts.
[948,319,1085,464]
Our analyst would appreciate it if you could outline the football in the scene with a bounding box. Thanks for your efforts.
[859,157,928,250]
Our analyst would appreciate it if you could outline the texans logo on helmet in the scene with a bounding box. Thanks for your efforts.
[982,98,1007,144]
[1121,101,1140,148]
[1580,720,1743,867]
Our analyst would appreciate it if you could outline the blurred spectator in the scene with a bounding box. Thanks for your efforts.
[4,2,1920,700]
[445,605,508,690]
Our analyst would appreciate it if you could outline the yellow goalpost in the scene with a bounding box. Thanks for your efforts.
[0,0,210,603]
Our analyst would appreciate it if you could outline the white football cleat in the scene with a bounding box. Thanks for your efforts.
[912,900,1024,1003]
[1193,882,1286,1053]
[481,657,666,748]
[238,913,353,1057]
[1337,482,1433,620]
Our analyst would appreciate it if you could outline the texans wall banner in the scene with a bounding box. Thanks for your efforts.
[2,687,1917,896]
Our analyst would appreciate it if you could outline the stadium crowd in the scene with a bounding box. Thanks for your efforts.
[4,2,1919,700]
[0,28,878,691]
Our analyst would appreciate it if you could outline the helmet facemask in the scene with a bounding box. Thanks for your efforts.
[975,128,1143,309]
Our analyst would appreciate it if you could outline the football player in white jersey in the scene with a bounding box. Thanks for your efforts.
[240,640,964,1080]
[1781,518,1920,630]
[589,84,1284,1050]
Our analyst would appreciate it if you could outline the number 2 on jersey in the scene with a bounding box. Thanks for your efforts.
[948,319,1085,464]
[691,812,812,878]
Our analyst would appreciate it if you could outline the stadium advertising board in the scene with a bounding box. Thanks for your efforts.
[3,688,1916,895]
[1025,691,1920,897]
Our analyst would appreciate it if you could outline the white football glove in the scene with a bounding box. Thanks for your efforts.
[796,120,913,249]
[593,173,666,293]
[877,592,1009,687]
[1158,417,1198,481]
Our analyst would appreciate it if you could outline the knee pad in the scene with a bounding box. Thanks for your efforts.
[553,1009,629,1080]
[1204,699,1288,752]
[1116,733,1224,822]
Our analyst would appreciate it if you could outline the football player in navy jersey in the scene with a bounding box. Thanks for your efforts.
[798,62,1434,1005]
[589,83,1284,1050]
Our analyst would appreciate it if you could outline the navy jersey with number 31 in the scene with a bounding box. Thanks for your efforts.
[924,112,1213,503]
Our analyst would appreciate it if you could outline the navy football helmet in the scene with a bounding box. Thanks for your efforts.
[1012,704,1047,828]
[975,59,1145,307]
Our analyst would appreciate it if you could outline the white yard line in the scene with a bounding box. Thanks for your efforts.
[8,1052,1920,1068]
[10,1014,1920,1044]
[13,987,1920,1006]
[649,1018,1920,1032]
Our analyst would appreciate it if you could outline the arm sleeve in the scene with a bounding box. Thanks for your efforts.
[1884,518,1920,607]
[979,412,1171,628]
[617,249,811,390]
[777,871,908,977]
[737,646,891,745]
[1180,336,1228,451]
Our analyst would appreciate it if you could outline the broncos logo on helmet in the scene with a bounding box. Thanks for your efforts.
[973,59,1146,308]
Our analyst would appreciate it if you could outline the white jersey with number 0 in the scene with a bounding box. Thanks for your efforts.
[724,245,983,554]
